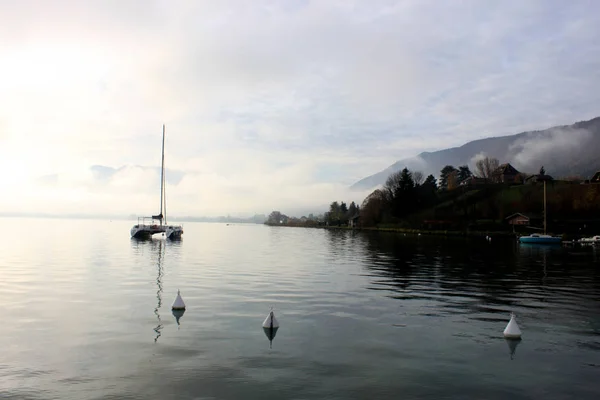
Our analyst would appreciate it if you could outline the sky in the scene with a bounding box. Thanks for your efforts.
[1,0,600,218]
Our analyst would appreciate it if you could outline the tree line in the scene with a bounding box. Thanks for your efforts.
[360,157,514,226]
[325,201,360,225]
[266,156,600,232]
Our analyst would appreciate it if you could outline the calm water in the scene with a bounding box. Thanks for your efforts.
[1,218,599,399]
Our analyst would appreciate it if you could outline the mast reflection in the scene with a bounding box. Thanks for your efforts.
[153,240,164,342]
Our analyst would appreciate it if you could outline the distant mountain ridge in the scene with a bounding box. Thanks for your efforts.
[351,116,600,190]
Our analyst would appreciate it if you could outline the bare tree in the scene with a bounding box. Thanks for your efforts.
[474,156,500,179]
[360,189,387,226]
[412,171,424,186]
[383,171,402,201]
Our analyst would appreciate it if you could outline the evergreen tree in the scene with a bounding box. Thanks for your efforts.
[348,201,358,217]
[423,174,437,190]
[390,168,416,217]
[328,201,341,223]
[457,165,472,182]
[439,165,458,190]
[340,201,348,216]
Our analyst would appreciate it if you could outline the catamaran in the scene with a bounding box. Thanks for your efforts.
[518,179,561,244]
[130,125,183,240]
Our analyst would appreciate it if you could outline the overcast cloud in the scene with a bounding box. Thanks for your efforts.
[1,0,599,217]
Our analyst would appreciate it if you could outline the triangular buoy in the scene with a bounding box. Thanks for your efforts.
[503,312,522,339]
[171,289,186,310]
[262,309,279,329]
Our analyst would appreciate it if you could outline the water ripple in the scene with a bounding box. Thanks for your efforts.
[0,220,599,399]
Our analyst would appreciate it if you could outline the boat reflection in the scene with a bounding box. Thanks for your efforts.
[154,240,164,343]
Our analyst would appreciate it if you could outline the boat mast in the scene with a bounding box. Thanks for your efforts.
[543,180,547,235]
[163,130,167,226]
[159,124,165,226]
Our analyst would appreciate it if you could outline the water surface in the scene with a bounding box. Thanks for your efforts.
[1,218,599,399]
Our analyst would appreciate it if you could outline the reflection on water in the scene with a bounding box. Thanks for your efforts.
[506,338,520,360]
[154,240,164,343]
[172,308,185,327]
[130,237,182,340]
[263,326,278,349]
[1,220,599,400]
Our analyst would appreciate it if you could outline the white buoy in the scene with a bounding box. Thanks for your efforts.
[262,308,279,329]
[171,289,186,310]
[262,308,279,348]
[503,312,522,339]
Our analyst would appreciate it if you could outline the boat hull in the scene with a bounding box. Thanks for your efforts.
[519,236,562,244]
[579,236,600,244]
[165,225,184,240]
[130,224,183,240]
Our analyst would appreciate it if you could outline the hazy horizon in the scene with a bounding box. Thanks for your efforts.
[2,1,600,217]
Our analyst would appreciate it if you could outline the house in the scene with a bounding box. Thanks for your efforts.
[525,166,554,184]
[505,213,542,226]
[505,213,531,225]
[492,163,521,183]
[525,173,554,184]
[459,176,488,186]
[348,214,360,228]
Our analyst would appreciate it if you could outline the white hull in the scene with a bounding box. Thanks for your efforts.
[165,225,184,240]
[579,235,600,244]
[130,223,183,240]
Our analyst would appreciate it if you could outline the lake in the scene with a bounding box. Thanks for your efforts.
[1,218,599,399]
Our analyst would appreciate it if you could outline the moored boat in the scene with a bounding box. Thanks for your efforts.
[130,125,184,240]
[579,235,600,244]
[518,233,562,244]
[518,174,561,245]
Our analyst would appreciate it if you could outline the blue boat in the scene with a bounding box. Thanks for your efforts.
[518,233,562,244]
[518,177,562,245]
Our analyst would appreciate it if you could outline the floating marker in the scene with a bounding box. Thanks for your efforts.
[171,289,186,310]
[262,308,279,329]
[503,312,522,339]
[262,308,279,348]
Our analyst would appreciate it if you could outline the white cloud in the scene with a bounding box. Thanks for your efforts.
[469,152,489,169]
[1,0,600,216]
[508,127,594,172]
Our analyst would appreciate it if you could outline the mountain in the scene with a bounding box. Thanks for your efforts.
[351,116,600,191]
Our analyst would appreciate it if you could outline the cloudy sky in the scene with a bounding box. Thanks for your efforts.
[1,0,599,217]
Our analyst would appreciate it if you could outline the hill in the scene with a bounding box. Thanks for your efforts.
[351,116,600,190]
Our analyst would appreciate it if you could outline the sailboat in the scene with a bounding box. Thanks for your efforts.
[130,125,184,240]
[518,179,561,244]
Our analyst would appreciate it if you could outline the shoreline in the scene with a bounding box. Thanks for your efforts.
[264,223,521,238]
